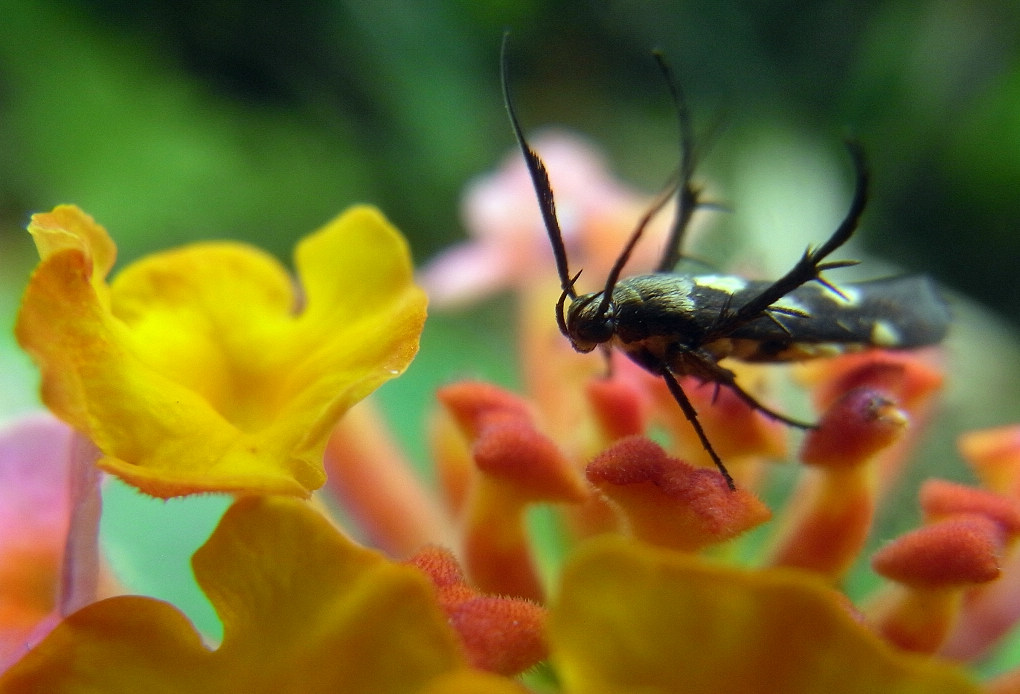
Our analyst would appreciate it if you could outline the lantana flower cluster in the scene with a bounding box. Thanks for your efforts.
[1,132,1019,693]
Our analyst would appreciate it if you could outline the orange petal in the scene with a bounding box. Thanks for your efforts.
[872,516,1003,587]
[958,425,1020,497]
[407,546,547,676]
[803,351,943,413]
[801,388,908,468]
[442,384,587,600]
[436,382,533,439]
[939,544,1020,661]
[765,466,875,579]
[586,437,771,551]
[869,514,1006,653]
[920,479,1020,534]
[461,479,545,602]
[472,416,587,503]
[585,377,648,442]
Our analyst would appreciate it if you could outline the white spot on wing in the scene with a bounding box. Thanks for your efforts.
[694,274,748,294]
[806,344,845,358]
[870,320,901,347]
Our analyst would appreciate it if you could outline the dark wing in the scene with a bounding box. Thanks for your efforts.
[706,275,949,354]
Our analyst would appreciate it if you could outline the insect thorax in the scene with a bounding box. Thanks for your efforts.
[564,274,706,354]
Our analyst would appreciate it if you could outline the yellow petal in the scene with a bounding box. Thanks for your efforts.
[15,205,427,497]
[195,497,463,692]
[550,536,981,694]
[26,205,116,292]
[0,497,465,693]
[0,596,212,693]
[417,669,531,694]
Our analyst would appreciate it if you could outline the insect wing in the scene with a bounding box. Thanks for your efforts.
[704,275,950,360]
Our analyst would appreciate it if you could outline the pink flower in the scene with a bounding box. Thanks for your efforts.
[0,414,107,671]
[420,131,681,307]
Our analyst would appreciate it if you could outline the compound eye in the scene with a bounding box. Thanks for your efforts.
[567,307,614,353]
[579,318,613,344]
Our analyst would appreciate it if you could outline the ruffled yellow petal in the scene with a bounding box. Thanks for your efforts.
[416,670,531,694]
[0,497,467,693]
[550,537,981,694]
[25,205,116,297]
[15,205,427,497]
[0,597,211,693]
[195,497,464,692]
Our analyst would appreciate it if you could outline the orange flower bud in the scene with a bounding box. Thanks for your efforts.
[586,437,771,551]
[407,546,547,676]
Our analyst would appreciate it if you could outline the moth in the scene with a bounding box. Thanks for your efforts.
[500,36,949,489]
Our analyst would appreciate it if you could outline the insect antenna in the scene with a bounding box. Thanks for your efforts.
[594,50,718,321]
[651,51,701,273]
[556,270,583,336]
[593,52,703,318]
[500,33,577,302]
[593,181,677,317]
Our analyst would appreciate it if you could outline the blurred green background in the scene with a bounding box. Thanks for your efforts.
[4,0,1019,459]
[2,0,1019,316]
[2,0,1020,672]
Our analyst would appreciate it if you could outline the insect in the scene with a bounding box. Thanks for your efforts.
[499,36,949,489]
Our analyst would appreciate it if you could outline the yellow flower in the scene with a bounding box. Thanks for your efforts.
[550,537,982,694]
[15,205,426,498]
[0,496,494,694]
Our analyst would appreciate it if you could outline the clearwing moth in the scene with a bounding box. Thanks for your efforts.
[499,35,949,489]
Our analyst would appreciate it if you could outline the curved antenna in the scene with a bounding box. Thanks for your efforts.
[556,270,583,337]
[593,180,677,317]
[652,51,699,273]
[592,49,699,318]
[500,33,576,299]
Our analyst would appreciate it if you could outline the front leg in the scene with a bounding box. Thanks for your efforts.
[658,367,736,490]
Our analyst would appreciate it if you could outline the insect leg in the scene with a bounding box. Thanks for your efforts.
[721,378,814,429]
[660,369,737,490]
[712,141,868,335]
[688,351,815,429]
